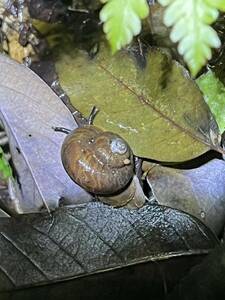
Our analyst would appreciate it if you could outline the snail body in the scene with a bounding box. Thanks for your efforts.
[61,125,134,195]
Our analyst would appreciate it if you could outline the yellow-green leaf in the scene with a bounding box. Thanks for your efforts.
[54,43,221,162]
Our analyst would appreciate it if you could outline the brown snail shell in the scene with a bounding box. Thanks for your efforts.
[61,125,134,195]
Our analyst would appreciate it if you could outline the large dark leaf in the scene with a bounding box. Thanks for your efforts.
[0,254,211,300]
[0,202,218,292]
[167,244,225,300]
[0,54,92,213]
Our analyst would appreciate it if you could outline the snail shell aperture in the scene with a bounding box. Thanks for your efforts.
[61,125,134,195]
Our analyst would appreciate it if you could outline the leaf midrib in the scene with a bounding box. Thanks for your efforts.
[98,62,224,155]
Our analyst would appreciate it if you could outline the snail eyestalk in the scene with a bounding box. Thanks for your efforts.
[73,106,99,127]
[87,106,99,125]
[53,127,71,134]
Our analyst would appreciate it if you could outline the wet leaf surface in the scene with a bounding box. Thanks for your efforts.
[0,54,92,213]
[147,159,225,235]
[54,41,221,162]
[0,202,218,292]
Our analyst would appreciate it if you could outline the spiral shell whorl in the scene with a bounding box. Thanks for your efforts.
[61,125,134,195]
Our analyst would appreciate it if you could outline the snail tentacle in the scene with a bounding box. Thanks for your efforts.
[53,127,71,134]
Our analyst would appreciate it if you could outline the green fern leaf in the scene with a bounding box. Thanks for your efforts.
[100,0,149,53]
[158,0,225,76]
[0,147,12,180]
[197,71,225,133]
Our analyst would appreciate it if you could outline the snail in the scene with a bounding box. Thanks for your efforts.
[55,107,146,208]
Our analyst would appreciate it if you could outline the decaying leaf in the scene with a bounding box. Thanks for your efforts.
[0,2,36,63]
[0,202,218,292]
[55,42,222,162]
[0,54,92,214]
[146,159,225,235]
